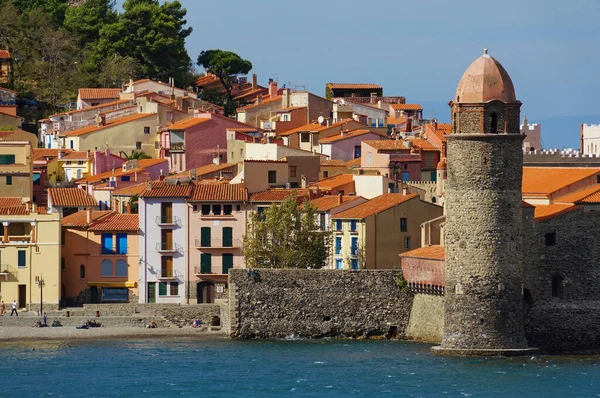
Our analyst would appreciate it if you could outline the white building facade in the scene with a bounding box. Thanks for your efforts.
[581,124,600,155]
[520,116,542,152]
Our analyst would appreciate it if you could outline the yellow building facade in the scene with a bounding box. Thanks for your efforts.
[0,205,61,311]
[0,140,33,202]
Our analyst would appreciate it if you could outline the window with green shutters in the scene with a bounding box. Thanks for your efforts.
[158,282,167,296]
[200,253,212,273]
[17,250,26,267]
[6,176,12,186]
[0,154,15,164]
[222,253,234,274]
[222,227,233,247]
[201,227,211,247]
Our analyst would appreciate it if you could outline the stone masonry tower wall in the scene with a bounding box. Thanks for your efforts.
[434,50,534,356]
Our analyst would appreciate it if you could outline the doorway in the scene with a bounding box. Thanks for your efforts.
[197,281,215,304]
[18,285,26,309]
[90,286,98,304]
[147,282,156,303]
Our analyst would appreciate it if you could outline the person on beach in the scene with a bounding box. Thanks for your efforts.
[43,312,47,326]
[1,301,5,315]
[10,300,17,316]
[193,319,201,328]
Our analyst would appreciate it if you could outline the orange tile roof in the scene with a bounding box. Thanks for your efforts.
[310,173,354,191]
[400,245,445,260]
[406,138,439,152]
[328,83,382,90]
[62,113,156,137]
[46,100,133,119]
[88,213,139,231]
[333,193,419,219]
[166,116,211,130]
[139,180,193,198]
[33,149,70,161]
[309,195,362,211]
[189,182,247,202]
[320,159,347,167]
[426,123,452,143]
[0,131,19,139]
[0,205,29,215]
[279,119,362,137]
[554,185,600,204]
[0,50,11,58]
[522,167,600,196]
[387,116,407,126]
[391,104,422,111]
[0,197,23,207]
[78,88,121,100]
[76,158,166,184]
[112,182,147,196]
[363,139,407,151]
[250,188,310,202]
[346,157,361,168]
[238,95,282,111]
[61,210,112,227]
[534,204,581,222]
[319,129,383,144]
[59,151,92,160]
[169,163,236,180]
[48,188,97,207]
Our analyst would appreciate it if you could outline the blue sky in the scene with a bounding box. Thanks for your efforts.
[118,0,600,148]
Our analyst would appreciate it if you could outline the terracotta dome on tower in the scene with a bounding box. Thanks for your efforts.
[454,49,516,104]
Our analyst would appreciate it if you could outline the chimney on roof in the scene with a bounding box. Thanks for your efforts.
[129,78,134,92]
[58,150,64,159]
[282,89,290,107]
[301,175,307,189]
[268,79,278,98]
[145,178,152,190]
[86,149,90,158]
[159,169,165,181]
[252,74,257,90]
[370,93,377,104]
[86,208,92,224]
[433,119,438,130]
[405,118,412,133]
[338,192,342,205]
[402,184,408,195]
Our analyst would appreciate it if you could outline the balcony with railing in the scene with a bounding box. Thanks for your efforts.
[169,142,185,152]
[194,238,241,249]
[0,264,17,281]
[157,268,177,280]
[155,215,181,226]
[155,241,183,253]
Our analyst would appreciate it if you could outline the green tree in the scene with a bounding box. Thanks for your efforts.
[196,49,252,115]
[98,53,139,88]
[63,0,116,45]
[96,0,192,85]
[243,193,331,269]
[121,150,151,160]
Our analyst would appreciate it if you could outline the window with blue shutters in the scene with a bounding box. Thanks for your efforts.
[335,220,342,231]
[101,233,113,254]
[351,258,359,270]
[116,233,127,254]
[101,259,112,276]
[335,237,342,255]
[350,220,357,232]
[115,259,127,277]
[17,250,26,267]
[351,237,358,255]
[335,258,343,269]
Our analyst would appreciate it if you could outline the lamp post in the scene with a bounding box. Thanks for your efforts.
[35,274,45,315]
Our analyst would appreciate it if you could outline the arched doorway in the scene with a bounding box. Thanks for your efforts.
[197,281,215,304]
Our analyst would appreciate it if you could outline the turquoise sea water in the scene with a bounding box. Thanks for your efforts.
[0,338,599,397]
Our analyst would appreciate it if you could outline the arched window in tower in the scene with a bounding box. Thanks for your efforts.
[490,113,498,134]
[551,274,564,298]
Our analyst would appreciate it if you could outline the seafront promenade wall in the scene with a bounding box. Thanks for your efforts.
[228,269,437,339]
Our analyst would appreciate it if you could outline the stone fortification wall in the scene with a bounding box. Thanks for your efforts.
[228,269,414,339]
[406,294,444,343]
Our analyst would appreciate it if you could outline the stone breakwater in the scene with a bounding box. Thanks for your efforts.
[228,269,415,339]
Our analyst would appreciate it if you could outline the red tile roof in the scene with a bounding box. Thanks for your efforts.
[327,83,382,90]
[310,173,354,191]
[534,204,581,222]
[0,197,24,207]
[62,113,156,137]
[189,182,247,202]
[0,50,11,58]
[309,195,362,211]
[76,158,166,184]
[250,188,310,202]
[522,167,600,196]
[238,95,282,111]
[279,119,363,137]
[48,188,97,207]
[59,151,92,160]
[363,139,408,151]
[88,213,139,231]
[0,205,29,215]
[554,185,600,204]
[139,180,193,198]
[346,157,361,168]
[391,104,422,111]
[78,88,121,100]
[387,116,407,126]
[333,193,419,219]
[32,149,70,162]
[400,245,445,260]
[112,182,147,196]
[320,159,347,167]
[46,100,133,119]
[319,129,383,144]
[426,123,452,143]
[61,210,112,227]
[166,117,210,130]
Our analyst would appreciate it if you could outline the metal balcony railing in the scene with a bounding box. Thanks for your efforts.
[194,238,241,249]
[156,215,180,226]
[170,142,185,152]
[155,242,183,253]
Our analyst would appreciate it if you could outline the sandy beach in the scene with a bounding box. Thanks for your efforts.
[0,326,227,342]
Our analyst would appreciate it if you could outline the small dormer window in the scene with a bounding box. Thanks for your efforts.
[490,113,498,134]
